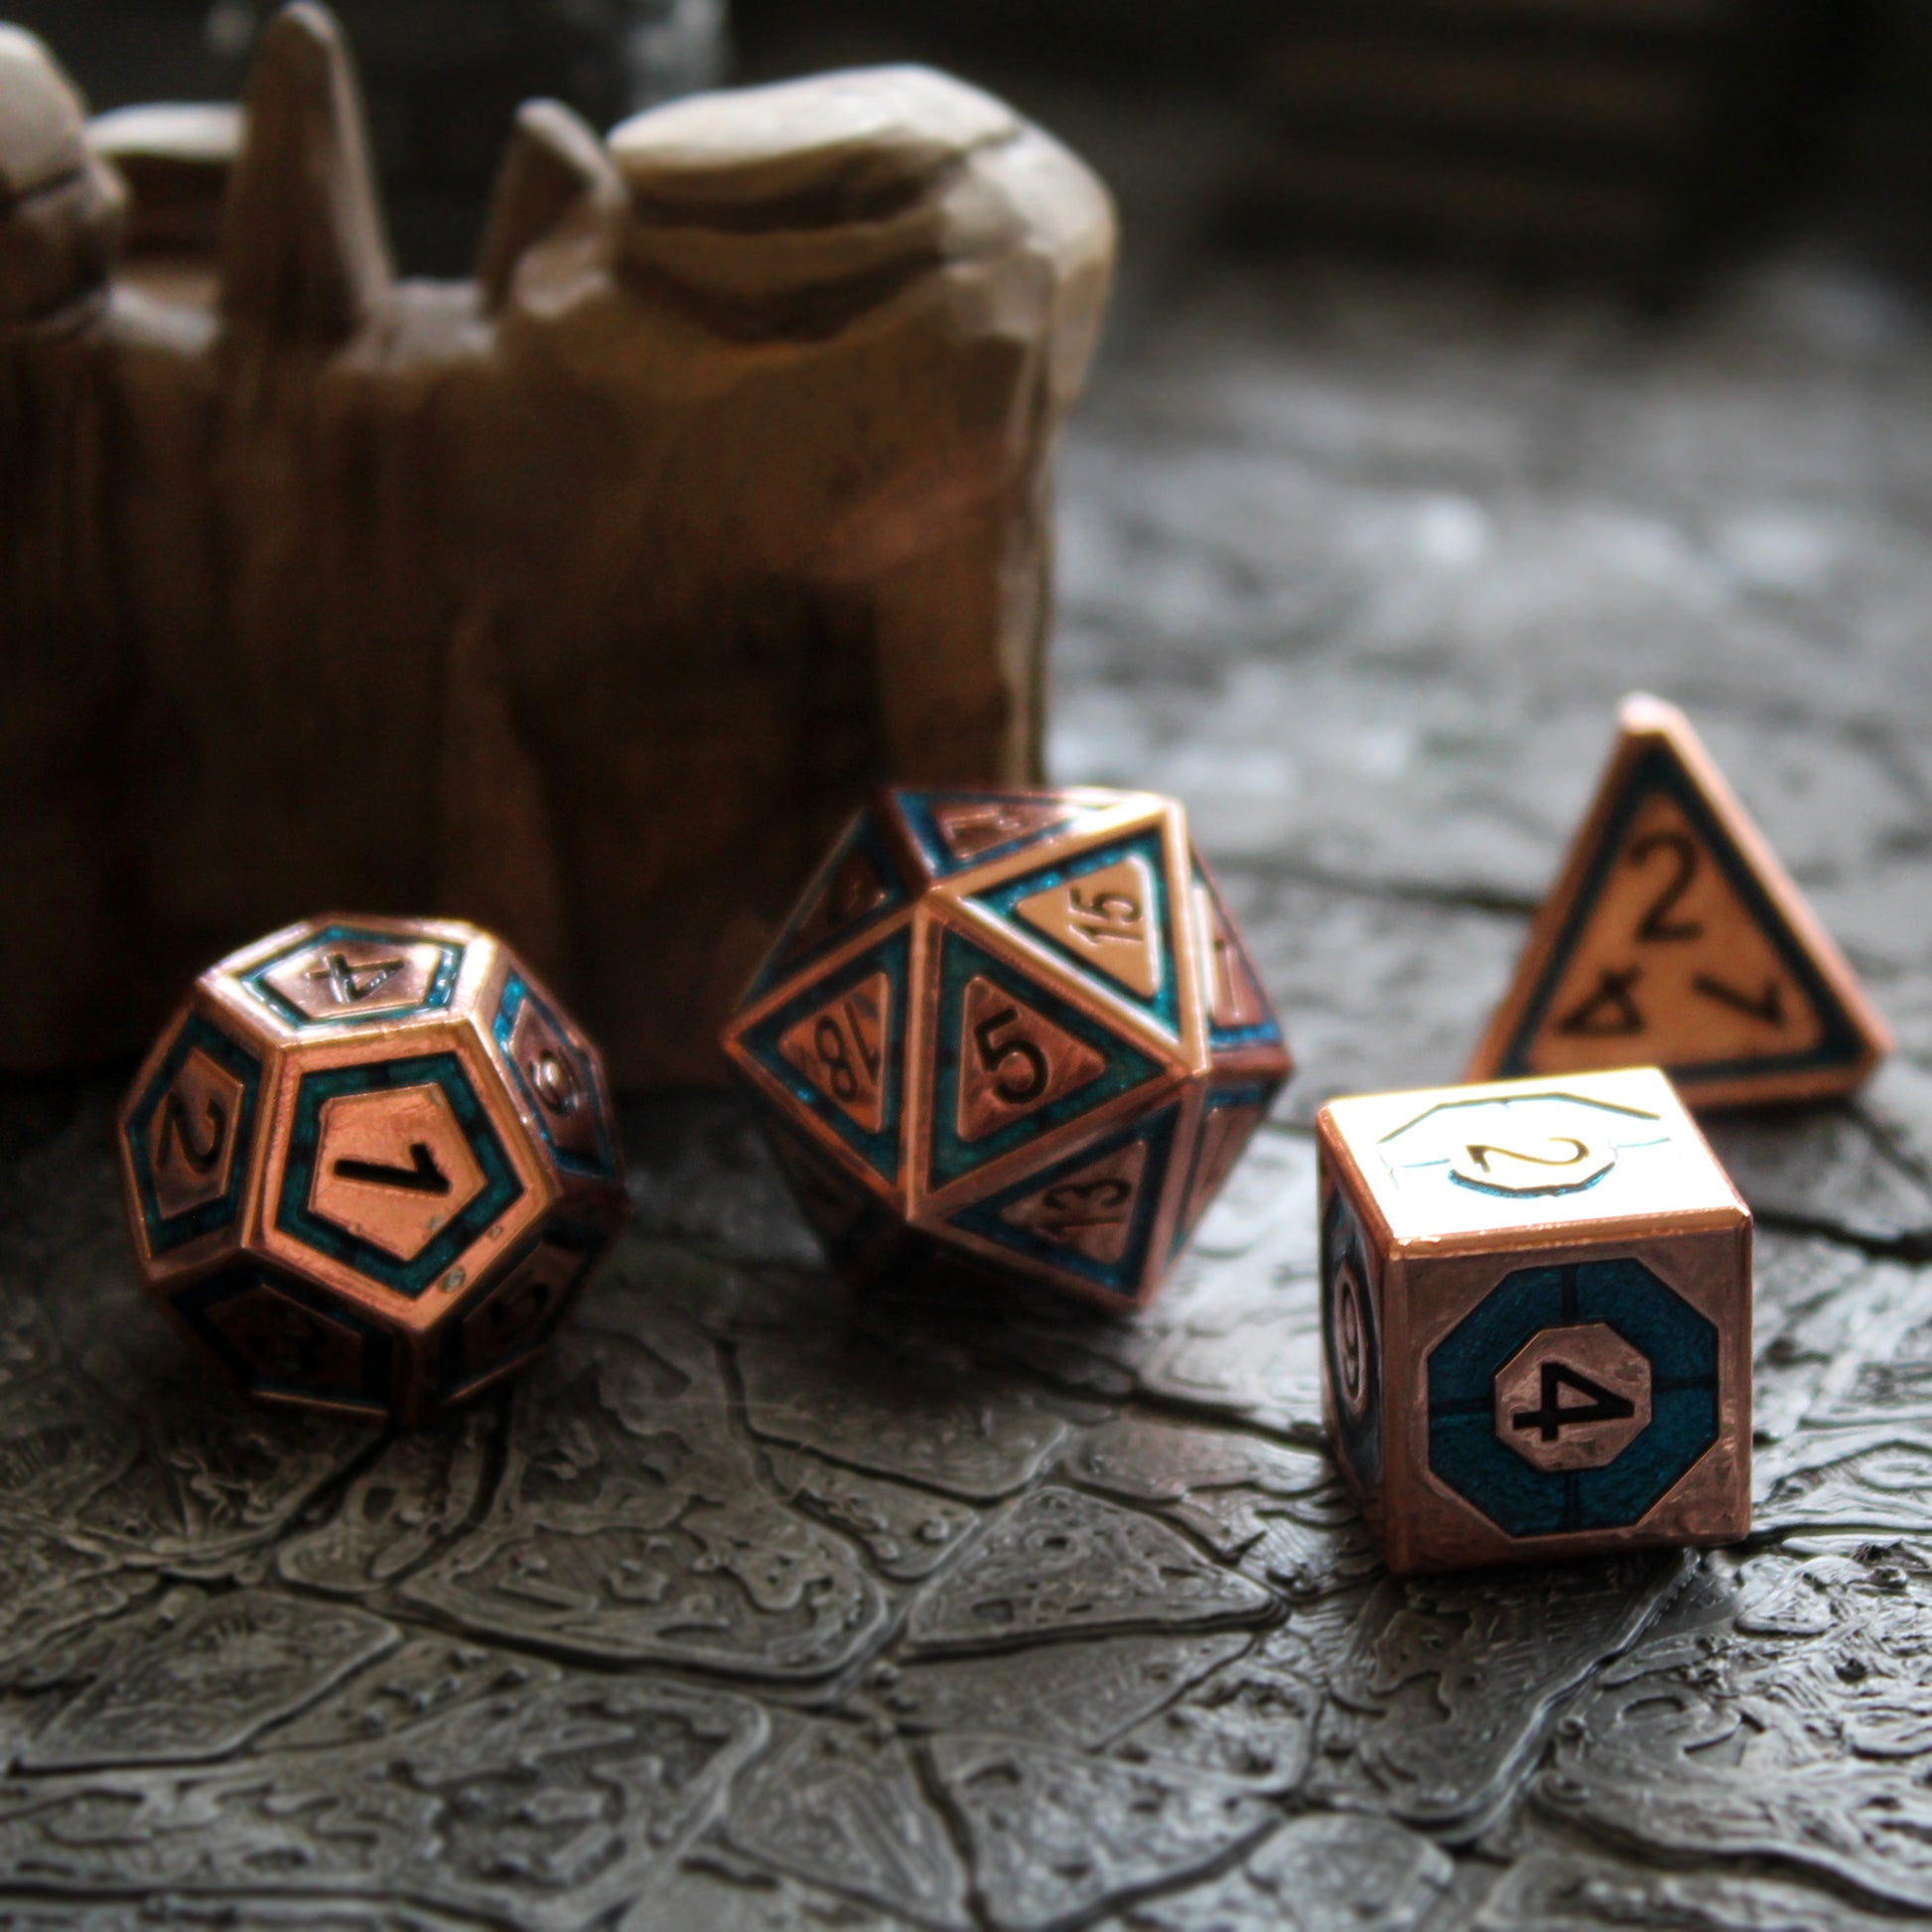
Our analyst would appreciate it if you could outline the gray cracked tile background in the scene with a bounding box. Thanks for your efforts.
[7,188,1932,1930]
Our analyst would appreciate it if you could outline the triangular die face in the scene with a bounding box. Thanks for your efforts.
[926,925,1169,1194]
[1478,706,1885,1101]
[1531,789,1826,1065]
[949,1109,1180,1302]
[740,927,910,1189]
[779,970,893,1136]
[1015,854,1163,1002]
[998,1137,1149,1266]
[957,975,1107,1144]
[972,829,1183,1038]
[897,789,1095,879]
[749,813,906,999]
[935,798,1078,865]
[1191,870,1282,1051]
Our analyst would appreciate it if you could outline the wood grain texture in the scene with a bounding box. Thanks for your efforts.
[0,4,1116,1086]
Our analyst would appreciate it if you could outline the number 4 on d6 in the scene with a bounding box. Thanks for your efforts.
[1317,1067,1750,1574]
[722,786,1292,1309]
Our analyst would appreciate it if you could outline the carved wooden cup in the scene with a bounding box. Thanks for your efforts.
[117,913,628,1424]
[722,786,1293,1311]
[1317,1066,1752,1575]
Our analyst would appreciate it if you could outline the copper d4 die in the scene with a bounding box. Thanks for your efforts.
[117,914,628,1425]
[1316,1065,1750,1575]
[722,787,1293,1311]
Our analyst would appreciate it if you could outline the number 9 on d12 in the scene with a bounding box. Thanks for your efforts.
[1314,1065,1752,1574]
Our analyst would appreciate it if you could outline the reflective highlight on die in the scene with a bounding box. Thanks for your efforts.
[1316,1066,1750,1574]
[722,787,1294,1310]
[118,914,628,1424]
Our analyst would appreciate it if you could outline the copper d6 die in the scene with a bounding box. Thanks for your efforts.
[117,914,627,1424]
[1316,1066,1749,1574]
[722,787,1293,1310]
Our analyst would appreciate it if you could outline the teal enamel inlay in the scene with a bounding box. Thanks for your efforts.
[741,927,911,1189]
[124,1016,264,1255]
[1195,867,1285,1055]
[746,811,910,1001]
[971,828,1183,1038]
[242,924,462,1030]
[492,974,619,1181]
[1427,1258,1720,1538]
[275,1052,523,1298]
[927,925,1166,1192]
[896,790,1086,879]
[950,1106,1179,1301]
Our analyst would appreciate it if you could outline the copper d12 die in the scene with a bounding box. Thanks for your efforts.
[1316,1065,1751,1575]
[117,914,628,1425]
[721,786,1294,1310]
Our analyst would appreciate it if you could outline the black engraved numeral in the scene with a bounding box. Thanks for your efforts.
[307,951,407,1005]
[1461,1136,1590,1176]
[332,1142,452,1195]
[973,1005,1049,1104]
[1692,972,1786,1027]
[1631,831,1704,942]
[156,1090,227,1175]
[1035,1174,1132,1238]
[1512,1361,1636,1443]
[1067,886,1144,946]
[1555,964,1646,1037]
[813,997,883,1105]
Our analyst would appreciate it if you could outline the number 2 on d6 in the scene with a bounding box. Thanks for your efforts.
[1316,1065,1750,1574]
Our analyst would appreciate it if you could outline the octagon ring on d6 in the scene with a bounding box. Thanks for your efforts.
[721,786,1293,1310]
[117,914,628,1424]
[1316,1065,1750,1574]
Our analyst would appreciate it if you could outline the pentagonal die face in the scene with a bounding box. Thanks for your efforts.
[1317,1066,1751,1574]
[723,787,1293,1311]
[118,915,627,1424]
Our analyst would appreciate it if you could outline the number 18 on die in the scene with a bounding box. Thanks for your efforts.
[1316,1066,1750,1574]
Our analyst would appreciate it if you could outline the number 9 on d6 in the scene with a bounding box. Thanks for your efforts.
[1316,1066,1751,1574]
[722,786,1292,1309]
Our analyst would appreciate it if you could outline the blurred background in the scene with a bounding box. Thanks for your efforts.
[8,0,1932,1091]
[7,0,1931,287]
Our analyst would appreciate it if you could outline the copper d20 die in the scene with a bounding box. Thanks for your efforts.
[1316,1064,1750,1575]
[723,787,1294,1311]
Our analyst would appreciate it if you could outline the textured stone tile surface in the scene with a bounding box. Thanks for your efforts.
[6,241,1932,1927]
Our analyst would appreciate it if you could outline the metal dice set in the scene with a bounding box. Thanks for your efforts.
[117,698,1891,1577]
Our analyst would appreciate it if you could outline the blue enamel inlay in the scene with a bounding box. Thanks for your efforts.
[896,790,1085,879]
[492,974,619,1181]
[746,811,910,1002]
[970,829,1183,1039]
[1323,1187,1383,1489]
[1427,1257,1720,1538]
[124,1015,263,1255]
[274,1052,523,1298]
[927,925,1166,1192]
[241,924,463,1029]
[950,1106,1179,1301]
[741,927,911,1189]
